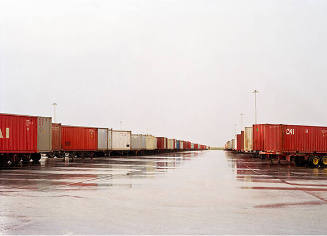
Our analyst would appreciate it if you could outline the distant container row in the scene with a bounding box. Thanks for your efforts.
[0,113,208,164]
[53,125,207,152]
[225,124,327,167]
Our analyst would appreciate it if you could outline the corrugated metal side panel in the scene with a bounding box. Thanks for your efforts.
[61,126,98,151]
[231,139,235,150]
[264,124,282,153]
[157,137,166,150]
[97,128,108,150]
[253,124,265,151]
[131,134,145,150]
[111,130,131,150]
[244,127,253,152]
[228,141,233,150]
[176,140,180,150]
[52,123,62,151]
[184,141,188,150]
[145,135,156,150]
[167,139,174,149]
[236,134,241,151]
[37,117,52,152]
[282,125,327,153]
[108,129,112,150]
[0,114,37,153]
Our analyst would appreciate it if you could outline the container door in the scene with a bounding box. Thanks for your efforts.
[108,130,112,150]
[98,128,108,150]
[52,123,62,151]
[37,117,52,152]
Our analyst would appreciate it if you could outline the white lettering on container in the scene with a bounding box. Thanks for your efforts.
[0,128,9,139]
[286,129,295,135]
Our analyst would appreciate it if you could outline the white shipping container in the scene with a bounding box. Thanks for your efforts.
[167,139,175,149]
[131,134,146,150]
[191,143,194,150]
[232,139,236,150]
[110,130,131,150]
[145,135,157,150]
[98,128,108,150]
[180,141,184,149]
[244,127,253,152]
[228,140,233,150]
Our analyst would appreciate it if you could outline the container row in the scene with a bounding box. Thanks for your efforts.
[225,123,327,167]
[0,113,208,163]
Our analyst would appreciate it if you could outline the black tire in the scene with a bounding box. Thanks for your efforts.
[31,153,41,162]
[320,156,327,167]
[309,156,320,168]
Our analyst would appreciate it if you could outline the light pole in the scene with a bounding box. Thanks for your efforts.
[120,121,123,130]
[52,103,57,123]
[252,89,259,124]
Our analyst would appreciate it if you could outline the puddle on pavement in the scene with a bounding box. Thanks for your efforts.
[1,151,327,234]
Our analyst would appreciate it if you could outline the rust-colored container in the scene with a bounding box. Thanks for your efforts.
[253,124,266,151]
[263,124,327,154]
[0,113,38,153]
[194,144,198,150]
[61,126,98,151]
[156,137,167,150]
[236,134,242,151]
[52,123,62,151]
[241,131,244,152]
[183,141,190,150]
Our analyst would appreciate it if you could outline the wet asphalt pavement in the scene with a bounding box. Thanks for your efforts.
[1,150,327,234]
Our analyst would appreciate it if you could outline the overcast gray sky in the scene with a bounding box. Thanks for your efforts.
[1,0,327,146]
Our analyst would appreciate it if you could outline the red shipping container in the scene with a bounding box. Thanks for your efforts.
[52,123,62,151]
[157,137,167,150]
[264,124,327,154]
[253,124,266,151]
[236,134,241,151]
[61,126,98,151]
[184,141,191,150]
[194,144,198,150]
[0,113,38,153]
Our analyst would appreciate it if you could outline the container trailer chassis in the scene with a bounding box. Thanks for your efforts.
[253,151,327,168]
[0,152,50,166]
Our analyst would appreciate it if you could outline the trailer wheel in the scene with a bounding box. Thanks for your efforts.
[320,156,327,167]
[309,156,320,168]
[31,153,41,162]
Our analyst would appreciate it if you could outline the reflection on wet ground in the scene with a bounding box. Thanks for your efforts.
[1,151,327,234]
